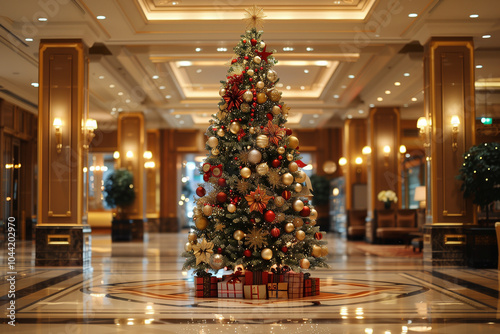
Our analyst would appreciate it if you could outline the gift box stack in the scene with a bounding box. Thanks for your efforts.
[218,272,244,298]
[243,271,269,300]
[304,273,320,297]
[195,275,218,297]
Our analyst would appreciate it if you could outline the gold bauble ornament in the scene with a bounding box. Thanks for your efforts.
[288,136,299,149]
[288,162,298,173]
[256,135,269,148]
[261,248,273,260]
[300,258,310,269]
[243,90,253,102]
[321,245,329,257]
[240,167,251,179]
[193,207,201,216]
[256,81,265,89]
[277,146,286,154]
[310,219,317,226]
[256,163,269,175]
[287,154,294,161]
[267,69,278,82]
[241,103,250,113]
[293,217,304,228]
[277,213,285,222]
[310,209,318,220]
[219,88,226,97]
[272,105,281,115]
[207,136,219,148]
[210,253,224,270]
[233,230,245,241]
[268,89,281,102]
[227,203,236,213]
[230,121,241,134]
[253,55,262,64]
[294,183,303,193]
[285,222,295,233]
[202,205,213,216]
[293,199,304,212]
[217,128,225,137]
[282,173,294,185]
[188,232,197,242]
[211,148,220,156]
[249,127,256,134]
[260,41,266,48]
[296,230,306,241]
[247,69,254,76]
[195,216,209,230]
[257,92,267,104]
[274,196,285,207]
[311,245,322,258]
[295,171,307,183]
[185,242,192,252]
[248,149,262,164]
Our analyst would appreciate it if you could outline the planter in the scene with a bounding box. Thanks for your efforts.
[112,219,133,242]
[465,226,498,268]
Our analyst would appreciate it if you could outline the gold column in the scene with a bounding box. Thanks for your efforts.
[117,112,146,240]
[343,119,368,211]
[146,130,160,223]
[423,37,475,266]
[159,129,179,232]
[35,39,91,266]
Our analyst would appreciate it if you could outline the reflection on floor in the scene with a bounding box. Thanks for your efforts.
[1,233,499,333]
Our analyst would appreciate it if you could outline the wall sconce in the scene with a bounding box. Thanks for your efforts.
[339,157,347,167]
[451,115,460,152]
[84,118,97,149]
[383,145,391,157]
[113,151,120,159]
[53,117,62,154]
[417,117,430,148]
[126,151,134,159]
[354,156,363,176]
[143,151,153,160]
[362,146,372,155]
[399,145,406,154]
[144,161,156,169]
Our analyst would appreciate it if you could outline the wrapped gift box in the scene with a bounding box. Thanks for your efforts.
[245,271,269,285]
[267,282,288,299]
[304,275,320,297]
[217,275,244,298]
[244,284,267,300]
[311,277,320,296]
[268,272,285,283]
[195,275,217,298]
[284,272,304,299]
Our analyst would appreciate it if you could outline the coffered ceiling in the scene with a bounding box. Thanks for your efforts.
[1,0,499,130]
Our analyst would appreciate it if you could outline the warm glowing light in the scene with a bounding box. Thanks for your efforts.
[451,115,460,127]
[143,151,153,159]
[355,157,363,165]
[383,145,391,155]
[417,117,427,129]
[362,146,372,155]
[113,151,120,159]
[338,157,347,166]
[126,151,134,159]
[86,118,97,130]
[144,161,156,168]
[332,188,340,196]
[399,145,407,154]
[53,117,62,128]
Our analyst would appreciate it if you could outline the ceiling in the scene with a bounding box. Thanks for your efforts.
[1,0,500,130]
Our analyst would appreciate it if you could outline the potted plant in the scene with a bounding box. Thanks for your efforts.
[103,168,136,241]
[377,190,398,210]
[458,142,500,224]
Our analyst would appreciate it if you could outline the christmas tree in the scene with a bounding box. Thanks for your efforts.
[183,7,328,276]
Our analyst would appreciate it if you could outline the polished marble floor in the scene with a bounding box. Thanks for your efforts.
[1,232,499,333]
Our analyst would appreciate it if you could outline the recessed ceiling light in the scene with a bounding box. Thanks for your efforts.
[313,114,319,118]
[286,86,291,90]
[315,60,328,66]
[118,92,123,96]
[112,107,117,111]
[469,14,479,18]
[369,104,375,108]
[195,48,202,52]
[306,47,314,52]
[394,82,401,86]
[159,86,166,90]
[333,94,339,99]
[98,75,105,79]
[377,97,383,101]
[309,120,315,124]
[25,38,33,42]
[408,13,418,18]
[179,120,185,124]
[482,34,491,39]
[118,108,123,111]
[347,115,353,119]
[165,95,172,99]
[385,90,391,94]
[276,83,284,88]
[152,75,159,79]
[125,99,131,103]
[358,109,364,114]
[304,69,309,74]
[411,97,417,101]
[38,17,48,21]
[217,47,227,52]
[283,47,294,52]
[109,84,115,88]
[476,64,483,68]
[403,104,409,107]
[175,115,181,119]
[300,86,305,90]
[178,61,192,67]
[348,74,355,79]
[341,85,347,89]
[403,73,410,77]
[196,69,202,73]
[31,82,39,87]
[171,1,180,5]
[96,15,106,20]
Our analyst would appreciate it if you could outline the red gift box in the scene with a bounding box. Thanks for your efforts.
[268,272,285,283]
[195,276,217,298]
[245,271,269,285]
[284,272,304,299]
[311,277,320,296]
[218,275,244,298]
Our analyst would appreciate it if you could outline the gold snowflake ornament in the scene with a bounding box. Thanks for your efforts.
[244,5,266,29]
[245,226,269,250]
[192,238,214,265]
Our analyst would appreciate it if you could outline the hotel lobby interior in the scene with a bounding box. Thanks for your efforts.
[1,0,500,333]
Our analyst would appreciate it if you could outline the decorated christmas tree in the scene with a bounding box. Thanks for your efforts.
[182,7,328,277]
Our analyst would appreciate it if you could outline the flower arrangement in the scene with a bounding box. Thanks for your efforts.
[377,190,398,209]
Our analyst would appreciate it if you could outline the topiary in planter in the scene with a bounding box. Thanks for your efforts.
[458,142,500,221]
[103,168,136,213]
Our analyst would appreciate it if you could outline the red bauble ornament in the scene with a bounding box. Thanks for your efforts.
[266,113,273,120]
[281,246,288,253]
[203,173,210,182]
[231,59,237,64]
[271,227,280,238]
[251,38,257,46]
[285,128,292,135]
[218,247,223,254]
[278,155,283,160]
[217,192,227,203]
[264,210,276,222]
[196,186,206,197]
[218,178,227,187]
[315,232,323,240]
[282,190,291,200]
[300,206,311,217]
[244,249,252,257]
[250,218,256,224]
[272,159,281,168]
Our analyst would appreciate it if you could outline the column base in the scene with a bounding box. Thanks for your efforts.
[423,224,466,267]
[35,225,91,267]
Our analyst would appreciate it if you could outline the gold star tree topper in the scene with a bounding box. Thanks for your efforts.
[244,5,266,29]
